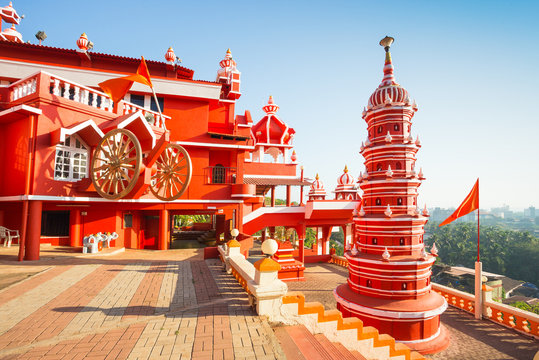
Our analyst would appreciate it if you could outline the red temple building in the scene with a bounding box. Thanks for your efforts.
[0,2,310,261]
[334,37,450,353]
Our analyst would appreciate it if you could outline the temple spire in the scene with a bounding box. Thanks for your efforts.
[379,36,398,87]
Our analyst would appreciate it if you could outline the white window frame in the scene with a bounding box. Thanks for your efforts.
[54,134,90,182]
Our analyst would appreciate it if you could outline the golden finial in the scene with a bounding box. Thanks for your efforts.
[344,165,348,173]
[226,48,231,53]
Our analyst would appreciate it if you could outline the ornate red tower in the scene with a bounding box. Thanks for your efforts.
[334,37,449,354]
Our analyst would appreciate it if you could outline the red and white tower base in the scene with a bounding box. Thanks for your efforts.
[334,37,449,354]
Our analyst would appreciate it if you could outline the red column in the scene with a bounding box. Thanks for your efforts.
[286,185,291,206]
[159,209,169,250]
[296,224,305,264]
[270,186,275,207]
[70,209,82,247]
[25,200,42,261]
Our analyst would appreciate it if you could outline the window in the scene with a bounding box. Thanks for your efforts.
[400,237,404,245]
[372,238,377,245]
[394,124,399,131]
[376,163,383,171]
[396,162,402,170]
[375,198,381,206]
[377,125,383,134]
[402,283,407,290]
[212,164,225,184]
[130,94,145,107]
[41,211,69,236]
[54,135,89,181]
[123,213,133,228]
[397,198,403,205]
[367,280,372,287]
[150,96,164,112]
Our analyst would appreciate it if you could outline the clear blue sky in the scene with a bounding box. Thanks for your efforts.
[12,0,539,209]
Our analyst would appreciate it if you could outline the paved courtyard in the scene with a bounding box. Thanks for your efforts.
[288,263,539,360]
[0,246,538,360]
[0,247,285,360]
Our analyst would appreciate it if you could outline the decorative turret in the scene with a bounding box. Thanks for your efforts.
[290,150,297,163]
[249,96,296,164]
[216,48,241,100]
[334,165,359,200]
[335,37,448,353]
[0,23,21,42]
[308,174,326,201]
[0,2,21,27]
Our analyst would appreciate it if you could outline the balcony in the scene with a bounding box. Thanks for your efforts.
[5,71,170,130]
[204,166,237,184]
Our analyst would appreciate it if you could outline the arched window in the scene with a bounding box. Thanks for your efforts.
[399,237,404,245]
[54,135,89,181]
[376,163,383,171]
[367,280,372,287]
[396,162,402,170]
[397,198,403,205]
[372,238,377,245]
[364,199,367,206]
[377,125,383,134]
[394,124,399,131]
[375,198,381,206]
[402,283,407,290]
[212,164,225,183]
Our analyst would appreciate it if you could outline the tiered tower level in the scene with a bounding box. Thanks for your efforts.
[334,37,449,354]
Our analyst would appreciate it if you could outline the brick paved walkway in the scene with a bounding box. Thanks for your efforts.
[289,262,539,360]
[0,247,284,360]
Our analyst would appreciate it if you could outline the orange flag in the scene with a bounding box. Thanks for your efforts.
[439,179,479,227]
[99,57,153,103]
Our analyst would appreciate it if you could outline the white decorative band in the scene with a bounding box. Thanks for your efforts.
[397,327,441,344]
[334,289,447,319]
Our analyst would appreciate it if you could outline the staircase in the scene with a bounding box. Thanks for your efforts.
[275,324,369,360]
[170,231,206,249]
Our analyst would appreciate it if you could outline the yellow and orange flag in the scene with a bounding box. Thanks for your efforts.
[439,179,479,227]
[99,56,153,104]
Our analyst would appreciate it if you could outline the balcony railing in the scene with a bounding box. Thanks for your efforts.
[7,71,170,131]
[204,166,237,184]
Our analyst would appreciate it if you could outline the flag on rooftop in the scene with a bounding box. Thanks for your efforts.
[439,179,479,227]
[99,56,153,103]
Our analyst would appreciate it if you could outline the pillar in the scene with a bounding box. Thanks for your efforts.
[296,224,305,264]
[299,186,304,206]
[159,209,169,250]
[270,186,275,207]
[286,185,291,207]
[25,200,42,261]
[69,209,82,247]
[475,261,482,319]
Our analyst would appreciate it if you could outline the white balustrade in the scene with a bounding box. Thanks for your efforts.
[10,76,38,101]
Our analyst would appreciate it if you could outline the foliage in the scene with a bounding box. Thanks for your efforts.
[509,301,539,315]
[425,222,539,287]
[173,214,210,228]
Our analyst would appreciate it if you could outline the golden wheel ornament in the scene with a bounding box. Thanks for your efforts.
[90,129,142,199]
[150,144,192,201]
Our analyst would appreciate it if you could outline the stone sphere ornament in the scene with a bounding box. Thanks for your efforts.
[261,238,278,256]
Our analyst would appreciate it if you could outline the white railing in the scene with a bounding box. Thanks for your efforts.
[484,299,539,339]
[122,102,170,130]
[9,75,38,101]
[432,283,475,314]
[48,73,114,112]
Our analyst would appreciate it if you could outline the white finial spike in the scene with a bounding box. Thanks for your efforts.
[346,243,351,251]
[415,206,421,216]
[351,243,358,256]
[363,170,368,179]
[385,131,392,143]
[386,165,393,177]
[431,243,439,256]
[359,207,366,216]
[357,172,363,182]
[422,204,430,216]
[385,204,392,217]
[418,167,424,179]
[415,135,421,146]
[411,168,417,178]
[407,133,414,143]
[384,94,392,105]
[382,247,391,261]
[360,141,365,152]
[365,137,371,147]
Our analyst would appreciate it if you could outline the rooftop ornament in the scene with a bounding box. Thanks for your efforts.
[386,165,393,178]
[422,204,430,216]
[384,204,392,217]
[415,135,421,146]
[351,243,358,256]
[385,131,392,143]
[35,30,46,45]
[262,95,279,115]
[430,243,439,257]
[290,150,297,162]
[165,47,176,64]
[76,33,89,52]
[421,245,429,260]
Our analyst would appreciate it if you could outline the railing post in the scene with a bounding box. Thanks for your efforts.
[475,261,483,319]
[247,257,287,317]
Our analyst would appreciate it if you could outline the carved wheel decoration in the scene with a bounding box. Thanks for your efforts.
[90,128,142,199]
[150,144,192,201]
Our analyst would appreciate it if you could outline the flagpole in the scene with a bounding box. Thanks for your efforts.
[150,88,166,130]
[474,179,482,319]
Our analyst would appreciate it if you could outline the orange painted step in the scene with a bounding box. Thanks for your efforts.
[283,325,337,360]
[331,340,368,360]
[314,334,360,360]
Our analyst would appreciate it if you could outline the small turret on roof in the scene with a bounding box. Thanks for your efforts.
[308,173,326,201]
[0,2,21,25]
[334,165,359,200]
[216,48,241,100]
[0,23,21,42]
[165,47,176,64]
